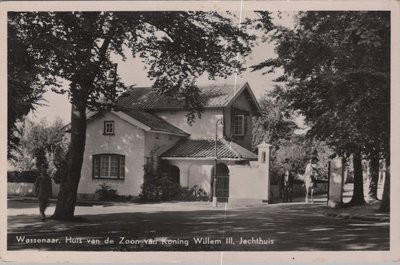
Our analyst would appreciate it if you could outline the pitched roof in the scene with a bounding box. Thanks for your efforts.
[66,110,188,136]
[161,138,258,160]
[117,82,261,114]
[119,110,189,136]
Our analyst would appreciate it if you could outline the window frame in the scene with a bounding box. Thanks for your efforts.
[232,115,245,136]
[103,121,115,135]
[92,154,125,180]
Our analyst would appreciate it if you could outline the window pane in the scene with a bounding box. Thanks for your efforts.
[109,156,119,178]
[233,115,243,135]
[119,156,125,179]
[100,156,109,177]
[105,121,114,134]
[93,156,100,178]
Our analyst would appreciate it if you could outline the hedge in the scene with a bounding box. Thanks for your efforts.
[7,171,40,183]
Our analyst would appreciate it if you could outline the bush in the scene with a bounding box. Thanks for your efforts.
[189,185,210,201]
[95,183,120,201]
[174,185,210,201]
[139,154,210,202]
[7,170,40,183]
[139,176,182,202]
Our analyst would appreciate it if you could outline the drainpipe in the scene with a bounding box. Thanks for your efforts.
[213,118,223,207]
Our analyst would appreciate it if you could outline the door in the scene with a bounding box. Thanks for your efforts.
[213,163,229,202]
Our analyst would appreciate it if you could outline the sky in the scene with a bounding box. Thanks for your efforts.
[28,11,296,124]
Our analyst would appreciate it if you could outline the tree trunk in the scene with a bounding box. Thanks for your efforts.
[379,159,390,212]
[346,152,366,206]
[368,149,380,200]
[52,101,87,220]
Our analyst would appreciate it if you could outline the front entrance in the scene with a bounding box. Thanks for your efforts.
[212,163,230,202]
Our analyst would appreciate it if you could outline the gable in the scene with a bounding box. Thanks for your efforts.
[84,110,189,136]
[230,85,261,115]
[86,111,145,140]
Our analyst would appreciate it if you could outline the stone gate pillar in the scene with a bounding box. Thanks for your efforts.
[328,158,345,208]
[257,141,273,203]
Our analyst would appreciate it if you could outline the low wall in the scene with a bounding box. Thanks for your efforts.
[7,182,60,198]
[8,183,35,197]
[229,164,268,201]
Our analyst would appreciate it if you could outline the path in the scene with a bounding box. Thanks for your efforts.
[7,197,389,251]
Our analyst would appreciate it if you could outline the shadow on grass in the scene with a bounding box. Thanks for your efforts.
[7,203,389,251]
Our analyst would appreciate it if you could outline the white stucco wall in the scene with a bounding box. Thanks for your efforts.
[155,109,224,139]
[167,160,214,191]
[165,143,271,202]
[166,157,271,202]
[79,112,146,197]
[229,164,268,200]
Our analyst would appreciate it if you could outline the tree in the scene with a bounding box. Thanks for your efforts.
[253,95,333,185]
[253,11,390,208]
[368,149,380,200]
[9,118,69,181]
[7,15,53,158]
[10,11,255,219]
[252,96,298,149]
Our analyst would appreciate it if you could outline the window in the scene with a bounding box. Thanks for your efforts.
[232,115,245,135]
[261,151,266,164]
[104,121,115,135]
[93,154,125,179]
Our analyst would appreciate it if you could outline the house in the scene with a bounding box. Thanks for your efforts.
[77,82,273,203]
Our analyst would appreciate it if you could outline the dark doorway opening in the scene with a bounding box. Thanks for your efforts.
[212,163,230,202]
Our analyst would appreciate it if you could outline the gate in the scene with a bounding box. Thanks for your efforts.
[213,163,229,202]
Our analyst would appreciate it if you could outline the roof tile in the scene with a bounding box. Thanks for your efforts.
[120,109,188,136]
[117,83,247,110]
[162,138,258,160]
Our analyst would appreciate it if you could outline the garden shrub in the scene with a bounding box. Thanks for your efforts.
[7,170,40,183]
[189,185,209,201]
[174,185,210,201]
[95,183,120,201]
[139,175,182,202]
[139,155,210,202]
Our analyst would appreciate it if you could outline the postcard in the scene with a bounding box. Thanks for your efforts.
[1,0,399,263]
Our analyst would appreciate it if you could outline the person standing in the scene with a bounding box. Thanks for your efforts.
[282,158,293,203]
[34,171,52,221]
[304,157,319,187]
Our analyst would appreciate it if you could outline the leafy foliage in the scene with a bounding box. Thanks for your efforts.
[175,185,210,201]
[95,183,120,201]
[139,156,181,202]
[254,11,390,158]
[269,136,333,184]
[253,11,390,207]
[252,96,298,149]
[7,170,41,183]
[139,156,210,202]
[10,11,255,121]
[252,93,333,185]
[7,14,52,157]
[9,118,69,182]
